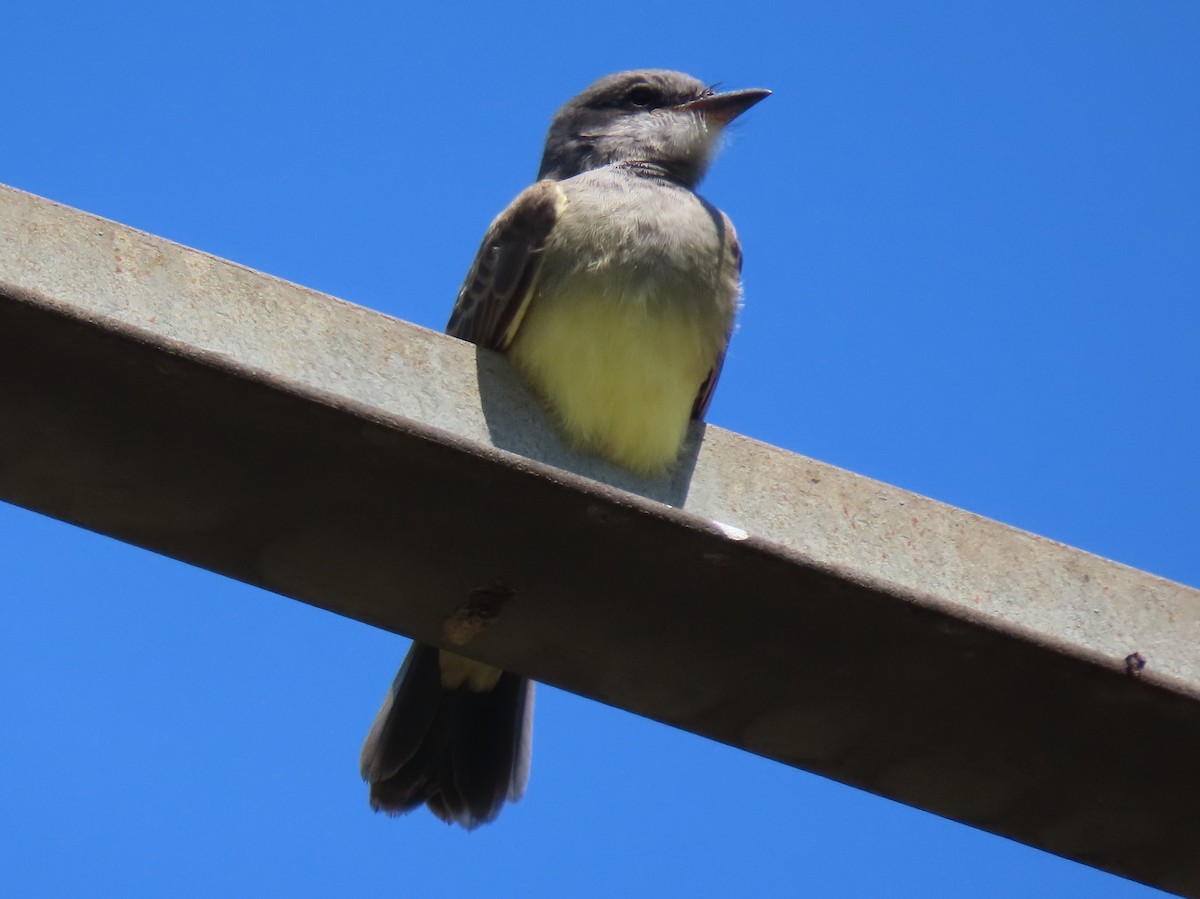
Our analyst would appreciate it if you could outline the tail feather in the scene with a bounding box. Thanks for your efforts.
[360,641,534,829]
[359,643,442,784]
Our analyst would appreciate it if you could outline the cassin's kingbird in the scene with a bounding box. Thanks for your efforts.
[359,69,769,828]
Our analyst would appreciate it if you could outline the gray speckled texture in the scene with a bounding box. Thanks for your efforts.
[3,182,1194,688]
[7,182,1200,893]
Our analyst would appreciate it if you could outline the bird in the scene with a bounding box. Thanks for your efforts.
[359,69,769,828]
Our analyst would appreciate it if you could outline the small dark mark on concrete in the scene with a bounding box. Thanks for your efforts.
[1125,652,1147,677]
[443,582,516,647]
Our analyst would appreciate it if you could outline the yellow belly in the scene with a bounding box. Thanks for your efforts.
[508,290,717,476]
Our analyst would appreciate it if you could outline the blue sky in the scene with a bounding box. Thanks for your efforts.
[3,3,1197,897]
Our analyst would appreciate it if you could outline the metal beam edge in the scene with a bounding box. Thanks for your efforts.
[3,183,1198,894]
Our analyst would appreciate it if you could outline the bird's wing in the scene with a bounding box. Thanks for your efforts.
[446,179,567,349]
[690,210,743,421]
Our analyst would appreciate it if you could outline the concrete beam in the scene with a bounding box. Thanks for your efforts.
[2,183,1198,895]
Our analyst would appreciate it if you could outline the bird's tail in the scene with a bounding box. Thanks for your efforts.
[359,642,534,829]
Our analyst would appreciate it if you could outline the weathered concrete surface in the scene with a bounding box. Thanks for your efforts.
[2,183,1198,894]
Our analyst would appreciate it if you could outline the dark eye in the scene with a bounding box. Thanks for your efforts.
[625,85,657,108]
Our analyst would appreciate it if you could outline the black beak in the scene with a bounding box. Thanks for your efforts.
[675,88,772,125]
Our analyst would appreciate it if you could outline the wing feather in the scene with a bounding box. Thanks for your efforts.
[445,180,566,350]
[690,211,743,420]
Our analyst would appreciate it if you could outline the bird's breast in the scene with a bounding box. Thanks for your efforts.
[546,175,736,300]
[506,179,739,475]
[508,288,723,475]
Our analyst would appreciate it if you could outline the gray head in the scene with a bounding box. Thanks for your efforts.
[537,70,770,187]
